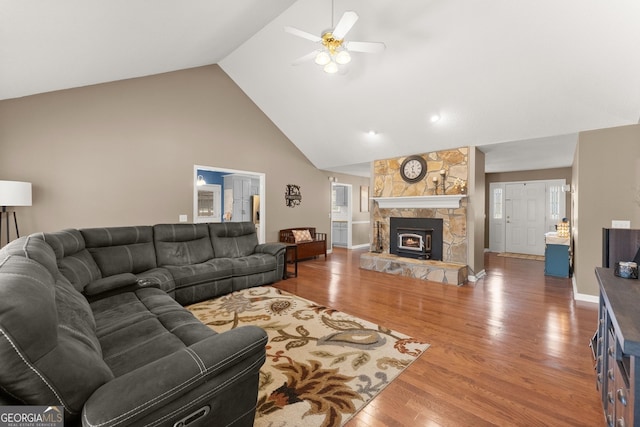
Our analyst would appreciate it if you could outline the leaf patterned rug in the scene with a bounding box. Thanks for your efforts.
[187,286,429,427]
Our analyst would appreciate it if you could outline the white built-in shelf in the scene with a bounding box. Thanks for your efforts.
[372,195,466,209]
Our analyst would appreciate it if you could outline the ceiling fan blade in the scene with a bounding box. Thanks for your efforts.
[284,26,322,42]
[291,50,320,66]
[345,41,386,53]
[332,11,358,40]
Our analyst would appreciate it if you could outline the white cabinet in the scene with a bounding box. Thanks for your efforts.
[224,175,258,222]
[195,184,222,223]
[332,221,348,246]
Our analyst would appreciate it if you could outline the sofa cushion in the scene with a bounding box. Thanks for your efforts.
[55,275,102,356]
[90,292,156,338]
[91,287,216,377]
[0,254,113,419]
[230,254,277,276]
[165,258,234,304]
[232,270,279,291]
[81,226,157,277]
[41,229,102,292]
[209,222,258,258]
[153,224,214,266]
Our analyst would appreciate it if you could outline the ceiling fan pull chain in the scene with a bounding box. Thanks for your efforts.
[331,0,334,28]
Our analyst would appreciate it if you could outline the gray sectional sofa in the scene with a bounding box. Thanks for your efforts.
[0,222,285,426]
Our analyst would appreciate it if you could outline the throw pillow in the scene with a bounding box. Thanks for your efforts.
[292,229,313,243]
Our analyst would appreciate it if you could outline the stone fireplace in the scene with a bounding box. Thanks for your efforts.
[360,148,469,285]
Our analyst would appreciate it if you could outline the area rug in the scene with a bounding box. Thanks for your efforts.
[497,252,545,261]
[187,286,429,427]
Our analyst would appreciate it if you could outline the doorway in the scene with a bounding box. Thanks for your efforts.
[193,165,266,243]
[489,179,566,256]
[331,183,352,248]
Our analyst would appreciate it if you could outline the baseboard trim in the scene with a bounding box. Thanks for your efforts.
[350,243,371,250]
[468,269,486,282]
[572,276,598,303]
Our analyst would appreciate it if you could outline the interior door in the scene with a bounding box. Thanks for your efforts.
[505,182,546,255]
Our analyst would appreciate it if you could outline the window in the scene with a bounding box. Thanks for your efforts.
[549,185,561,221]
[493,188,503,219]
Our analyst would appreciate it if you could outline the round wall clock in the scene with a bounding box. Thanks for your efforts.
[400,155,427,183]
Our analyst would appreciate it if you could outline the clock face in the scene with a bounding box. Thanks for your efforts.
[404,160,423,179]
[400,155,427,183]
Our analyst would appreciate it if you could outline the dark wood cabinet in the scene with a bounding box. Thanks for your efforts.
[595,267,640,426]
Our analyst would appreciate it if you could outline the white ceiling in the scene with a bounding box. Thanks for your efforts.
[3,0,640,175]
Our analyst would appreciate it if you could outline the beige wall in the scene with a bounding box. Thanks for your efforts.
[0,65,340,244]
[468,147,486,276]
[484,167,573,248]
[573,124,640,297]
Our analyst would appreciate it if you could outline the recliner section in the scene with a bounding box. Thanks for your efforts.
[39,222,285,305]
[0,222,283,426]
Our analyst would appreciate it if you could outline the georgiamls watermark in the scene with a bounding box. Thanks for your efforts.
[0,406,63,427]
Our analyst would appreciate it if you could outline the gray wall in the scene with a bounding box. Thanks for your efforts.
[573,124,640,297]
[0,65,348,244]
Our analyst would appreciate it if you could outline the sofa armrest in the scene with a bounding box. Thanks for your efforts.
[255,242,286,257]
[82,326,267,427]
[84,273,138,296]
[83,273,161,302]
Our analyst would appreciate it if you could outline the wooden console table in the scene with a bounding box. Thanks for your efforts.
[594,267,640,426]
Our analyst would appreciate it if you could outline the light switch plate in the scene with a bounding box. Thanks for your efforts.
[179,214,188,222]
[612,220,630,229]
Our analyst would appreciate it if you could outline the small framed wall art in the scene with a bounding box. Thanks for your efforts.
[285,184,302,208]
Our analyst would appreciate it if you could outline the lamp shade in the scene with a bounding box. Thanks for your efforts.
[0,181,32,207]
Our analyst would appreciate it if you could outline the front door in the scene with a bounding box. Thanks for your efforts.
[505,182,546,256]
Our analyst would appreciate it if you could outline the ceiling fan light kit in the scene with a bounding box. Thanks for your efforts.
[314,51,331,65]
[285,6,384,74]
[335,49,351,65]
[324,61,339,74]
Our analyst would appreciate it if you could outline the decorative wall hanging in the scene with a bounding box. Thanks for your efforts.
[285,184,302,207]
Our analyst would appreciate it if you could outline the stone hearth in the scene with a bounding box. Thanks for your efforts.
[360,253,467,286]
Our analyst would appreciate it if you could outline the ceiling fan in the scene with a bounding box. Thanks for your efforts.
[284,5,385,74]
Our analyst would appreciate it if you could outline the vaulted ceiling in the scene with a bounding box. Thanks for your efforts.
[3,1,639,175]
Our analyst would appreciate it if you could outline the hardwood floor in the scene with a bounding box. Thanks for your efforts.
[274,248,603,426]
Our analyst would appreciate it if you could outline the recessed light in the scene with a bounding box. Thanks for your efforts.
[367,130,378,136]
[430,114,441,123]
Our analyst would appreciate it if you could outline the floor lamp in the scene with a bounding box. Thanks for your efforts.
[0,180,32,246]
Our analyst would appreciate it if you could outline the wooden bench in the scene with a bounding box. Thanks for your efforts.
[279,227,327,261]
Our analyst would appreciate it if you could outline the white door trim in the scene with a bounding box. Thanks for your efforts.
[489,179,567,255]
